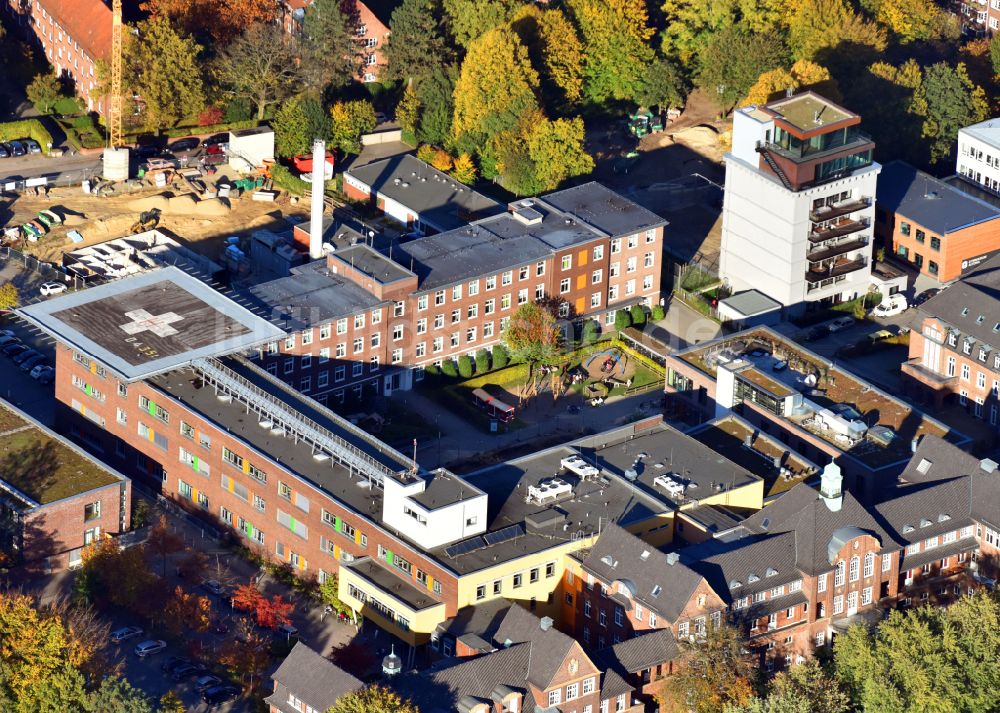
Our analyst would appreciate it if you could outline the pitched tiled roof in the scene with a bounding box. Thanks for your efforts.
[599,667,634,700]
[875,477,974,543]
[266,643,361,713]
[685,531,800,603]
[579,524,707,621]
[599,628,679,675]
[493,604,580,690]
[40,0,113,61]
[918,254,1000,347]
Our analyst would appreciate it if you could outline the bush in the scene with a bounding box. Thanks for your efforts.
[581,319,600,344]
[475,350,491,374]
[440,359,458,378]
[423,364,439,378]
[651,305,665,321]
[457,354,474,378]
[492,344,509,370]
[270,164,308,196]
[630,305,647,326]
[614,310,632,332]
[0,119,54,150]
[198,106,224,126]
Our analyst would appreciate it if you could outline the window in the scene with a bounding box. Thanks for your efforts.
[518,289,528,304]
[548,690,561,707]
[319,348,330,364]
[486,275,497,290]
[501,294,511,310]
[370,333,380,349]
[278,482,292,500]
[452,284,463,301]
[561,255,572,270]
[502,271,512,286]
[644,252,655,268]
[518,266,529,281]
[566,683,579,701]
[833,595,844,615]
[468,279,480,296]
[353,338,364,354]
[560,278,571,294]
[849,556,860,583]
[84,501,101,521]
[435,290,446,306]
[254,495,265,512]
[930,236,940,251]
[139,395,169,423]
[584,599,591,617]
[861,587,872,606]
[626,256,637,273]
[418,295,428,311]
[835,561,845,587]
[513,573,522,588]
[476,584,486,600]
[864,552,875,578]
[882,553,892,572]
[494,580,502,595]
[599,609,607,626]
[467,304,478,319]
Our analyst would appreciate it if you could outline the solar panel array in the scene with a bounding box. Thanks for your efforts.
[444,536,485,558]
[483,523,525,546]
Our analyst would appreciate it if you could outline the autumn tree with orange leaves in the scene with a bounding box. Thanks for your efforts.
[140,0,276,44]
[231,581,294,630]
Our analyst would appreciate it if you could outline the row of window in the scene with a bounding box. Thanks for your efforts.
[475,562,557,600]
[347,583,411,631]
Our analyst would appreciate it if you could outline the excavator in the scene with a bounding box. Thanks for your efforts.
[130,207,161,234]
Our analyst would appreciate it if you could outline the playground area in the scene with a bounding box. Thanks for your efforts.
[432,343,665,434]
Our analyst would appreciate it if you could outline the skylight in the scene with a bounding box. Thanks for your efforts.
[651,585,662,597]
[916,458,932,474]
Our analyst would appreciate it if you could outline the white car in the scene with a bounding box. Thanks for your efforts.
[134,639,167,657]
[39,282,67,296]
[871,294,908,318]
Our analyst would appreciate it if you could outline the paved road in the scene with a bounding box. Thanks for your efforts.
[0,152,102,187]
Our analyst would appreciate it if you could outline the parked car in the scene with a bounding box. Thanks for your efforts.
[202,685,239,706]
[827,316,855,333]
[914,288,941,306]
[135,144,166,160]
[133,640,167,658]
[167,137,200,154]
[13,349,41,365]
[23,139,41,154]
[39,282,68,296]
[8,140,25,156]
[2,343,27,357]
[171,662,208,681]
[110,626,144,644]
[0,144,9,158]
[19,353,46,371]
[277,623,299,639]
[31,365,54,384]
[160,656,191,674]
[201,579,225,596]
[194,674,223,693]
[871,294,908,318]
[201,133,229,147]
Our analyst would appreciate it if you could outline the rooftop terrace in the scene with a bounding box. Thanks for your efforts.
[765,92,854,133]
[675,328,961,468]
[0,403,122,506]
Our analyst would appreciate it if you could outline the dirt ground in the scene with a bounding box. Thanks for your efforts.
[3,168,311,264]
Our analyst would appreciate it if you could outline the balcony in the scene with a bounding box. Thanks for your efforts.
[809,198,871,222]
[805,256,868,283]
[809,218,869,243]
[807,237,869,263]
[901,358,956,386]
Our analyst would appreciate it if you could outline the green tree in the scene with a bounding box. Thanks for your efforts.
[526,116,594,191]
[301,0,357,95]
[656,623,757,713]
[787,0,886,61]
[913,62,989,165]
[475,349,491,373]
[318,572,352,617]
[442,0,522,48]
[651,304,666,321]
[0,283,19,311]
[991,34,1000,77]
[877,0,958,43]
[416,65,458,145]
[328,684,419,713]
[724,660,849,713]
[158,690,185,713]
[636,57,689,111]
[629,304,646,326]
[492,343,509,369]
[273,97,311,158]
[565,0,655,103]
[696,25,788,113]
[511,5,584,106]
[458,354,474,377]
[503,302,562,364]
[330,99,377,155]
[396,83,421,139]
[214,23,300,121]
[659,0,739,70]
[87,678,152,713]
[452,27,539,152]
[834,594,1000,713]
[26,73,62,114]
[581,319,599,344]
[384,0,454,83]
[125,17,205,131]
[614,309,632,331]
[440,359,458,377]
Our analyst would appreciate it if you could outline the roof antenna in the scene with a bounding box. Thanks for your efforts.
[411,438,418,475]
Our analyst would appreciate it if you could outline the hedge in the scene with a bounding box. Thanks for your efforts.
[122,119,259,143]
[0,119,54,150]
[456,363,531,389]
[610,338,666,376]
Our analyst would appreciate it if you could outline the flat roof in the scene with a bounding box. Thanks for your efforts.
[241,259,385,330]
[409,471,481,510]
[719,290,781,318]
[959,117,1000,149]
[345,557,442,610]
[674,327,963,467]
[678,504,744,534]
[19,267,283,382]
[330,244,415,285]
[346,154,502,233]
[764,92,854,134]
[877,160,1000,235]
[542,182,666,238]
[691,415,819,496]
[0,403,123,506]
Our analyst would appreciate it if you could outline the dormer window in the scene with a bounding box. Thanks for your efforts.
[938,513,951,522]
[962,308,969,316]
[948,332,957,347]
[920,518,932,528]
[747,574,760,583]
[902,524,914,533]
[963,340,973,355]
[729,580,742,590]
[765,567,778,577]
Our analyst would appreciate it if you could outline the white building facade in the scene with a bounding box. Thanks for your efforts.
[720,94,881,311]
[957,119,1000,196]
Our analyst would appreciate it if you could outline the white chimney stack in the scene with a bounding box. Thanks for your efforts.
[309,138,325,260]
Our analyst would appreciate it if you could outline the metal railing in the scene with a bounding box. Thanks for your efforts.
[192,357,403,486]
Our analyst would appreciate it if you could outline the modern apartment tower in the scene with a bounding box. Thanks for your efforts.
[720,92,881,310]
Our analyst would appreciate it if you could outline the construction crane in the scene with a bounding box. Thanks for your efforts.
[109,0,123,149]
